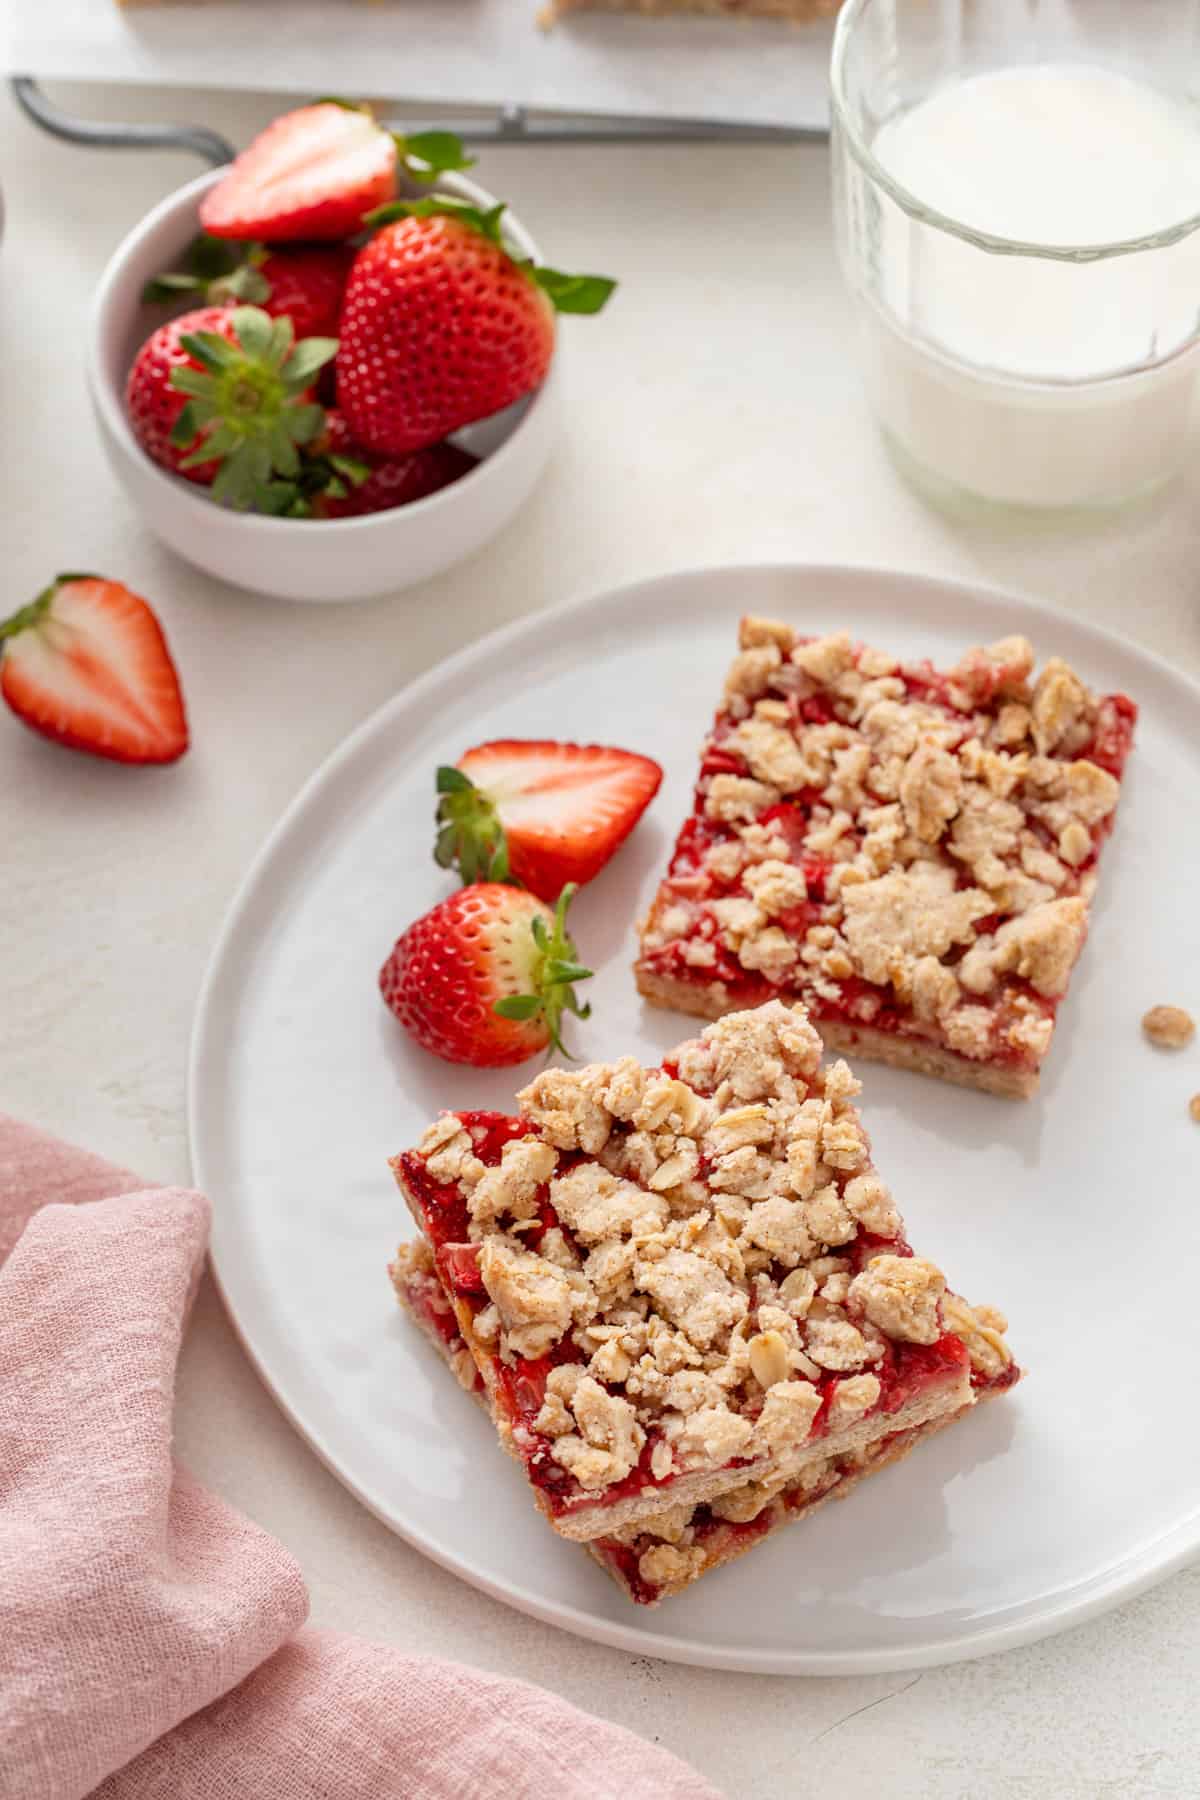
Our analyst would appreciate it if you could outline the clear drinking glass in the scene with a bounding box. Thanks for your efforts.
[831,0,1200,509]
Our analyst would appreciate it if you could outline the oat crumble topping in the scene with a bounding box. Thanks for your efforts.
[403,1002,1015,1505]
[1142,1005,1195,1051]
[638,618,1136,1078]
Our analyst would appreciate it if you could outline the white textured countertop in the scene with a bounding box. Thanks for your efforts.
[3,78,1199,1800]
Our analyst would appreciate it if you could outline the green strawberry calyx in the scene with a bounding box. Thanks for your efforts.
[493,884,594,1060]
[142,233,272,307]
[167,305,338,512]
[393,129,477,183]
[0,573,98,646]
[363,195,617,315]
[434,763,510,884]
[312,99,476,183]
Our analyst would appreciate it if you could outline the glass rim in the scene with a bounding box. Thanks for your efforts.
[829,0,1200,263]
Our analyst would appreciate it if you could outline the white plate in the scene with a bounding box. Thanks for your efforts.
[190,563,1200,1676]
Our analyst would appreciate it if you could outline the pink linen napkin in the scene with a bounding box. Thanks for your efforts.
[0,1115,720,1800]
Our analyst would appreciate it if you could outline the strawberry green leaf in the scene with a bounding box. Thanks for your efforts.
[256,481,304,516]
[180,329,240,374]
[267,316,296,368]
[233,305,273,359]
[364,195,506,246]
[0,587,57,644]
[269,421,300,476]
[284,337,339,386]
[144,232,246,304]
[436,765,473,794]
[433,763,511,885]
[493,994,544,1022]
[142,272,206,303]
[168,367,216,400]
[285,404,326,444]
[170,402,201,448]
[218,264,272,305]
[505,883,594,1061]
[531,268,617,315]
[328,452,371,486]
[399,129,477,181]
[163,310,338,510]
[544,959,591,985]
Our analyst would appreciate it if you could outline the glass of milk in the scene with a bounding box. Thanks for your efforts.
[831,0,1200,509]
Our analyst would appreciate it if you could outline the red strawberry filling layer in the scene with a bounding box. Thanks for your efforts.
[643,651,1136,1074]
[400,1112,994,1522]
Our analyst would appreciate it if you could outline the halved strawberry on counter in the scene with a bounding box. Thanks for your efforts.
[379,882,593,1068]
[435,741,663,901]
[0,576,188,765]
[199,103,476,244]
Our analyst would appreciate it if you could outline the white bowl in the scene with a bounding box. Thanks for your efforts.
[87,168,562,604]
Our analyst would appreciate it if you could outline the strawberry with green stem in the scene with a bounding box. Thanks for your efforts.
[378,882,593,1068]
[0,575,188,765]
[337,196,616,456]
[198,102,476,243]
[125,303,337,512]
[434,741,663,901]
[145,236,355,341]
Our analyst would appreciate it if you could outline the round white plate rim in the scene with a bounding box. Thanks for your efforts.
[190,559,1200,1677]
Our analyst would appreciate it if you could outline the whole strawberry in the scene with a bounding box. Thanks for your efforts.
[379,883,592,1067]
[125,304,336,510]
[249,246,355,339]
[309,410,478,518]
[145,241,354,340]
[337,197,615,455]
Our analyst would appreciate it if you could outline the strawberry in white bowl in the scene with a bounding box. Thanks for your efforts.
[90,101,616,599]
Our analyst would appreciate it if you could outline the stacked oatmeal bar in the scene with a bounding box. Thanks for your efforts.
[390,1000,1018,1604]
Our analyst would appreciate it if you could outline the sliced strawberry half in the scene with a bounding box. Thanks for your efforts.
[199,104,476,244]
[435,740,663,901]
[0,576,188,765]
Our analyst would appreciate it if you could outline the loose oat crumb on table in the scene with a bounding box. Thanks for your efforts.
[1189,1094,1200,1124]
[1142,1005,1196,1050]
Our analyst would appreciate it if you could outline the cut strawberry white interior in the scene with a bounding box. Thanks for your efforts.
[391,1000,1018,1567]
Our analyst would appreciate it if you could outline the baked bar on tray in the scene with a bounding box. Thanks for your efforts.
[543,0,842,20]
[390,1000,1018,1558]
[392,1231,1012,1604]
[635,619,1136,1098]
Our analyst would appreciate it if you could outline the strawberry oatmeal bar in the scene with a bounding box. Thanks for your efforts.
[392,1231,1010,1605]
[390,1001,1018,1590]
[636,619,1136,1098]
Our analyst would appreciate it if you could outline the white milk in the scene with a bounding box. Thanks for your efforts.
[860,65,1200,506]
